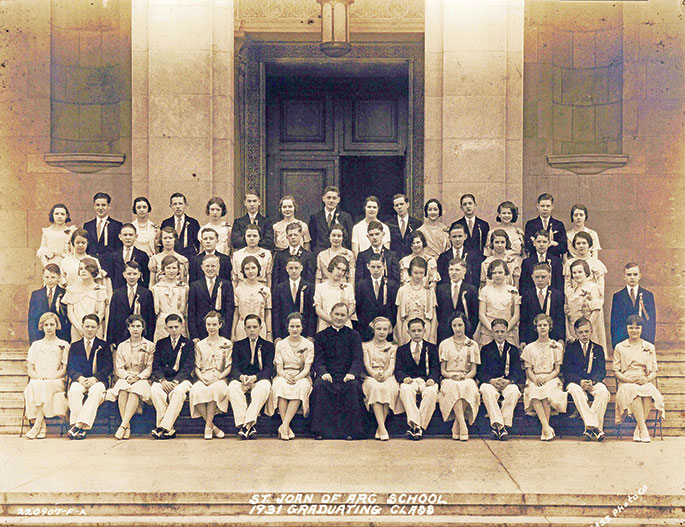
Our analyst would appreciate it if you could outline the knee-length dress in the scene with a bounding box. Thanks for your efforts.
[233,282,271,340]
[199,222,232,255]
[612,339,665,423]
[565,281,607,351]
[316,248,355,284]
[149,252,189,287]
[232,248,273,287]
[61,283,108,341]
[152,281,189,341]
[362,341,400,412]
[190,337,232,417]
[399,253,439,287]
[474,284,519,346]
[267,337,315,416]
[36,225,77,267]
[417,222,450,259]
[520,341,567,415]
[107,338,155,403]
[396,283,437,345]
[272,219,311,251]
[314,281,356,332]
[438,338,481,424]
[23,338,69,419]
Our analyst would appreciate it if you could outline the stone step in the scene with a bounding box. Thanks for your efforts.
[0,374,27,391]
[0,359,28,375]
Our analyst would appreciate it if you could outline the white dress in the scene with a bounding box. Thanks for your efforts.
[565,281,607,352]
[23,339,69,419]
[399,253,439,286]
[233,283,271,340]
[314,281,355,332]
[60,254,105,288]
[362,341,400,412]
[189,337,232,417]
[267,338,315,416]
[132,219,158,257]
[484,225,525,257]
[61,283,108,341]
[232,248,273,287]
[563,256,607,297]
[473,284,520,346]
[417,222,450,259]
[149,252,189,287]
[199,222,232,255]
[566,227,601,260]
[520,341,567,415]
[438,338,481,424]
[36,225,77,267]
[480,254,521,287]
[272,219,311,250]
[107,338,155,402]
[316,248,356,284]
[152,281,189,341]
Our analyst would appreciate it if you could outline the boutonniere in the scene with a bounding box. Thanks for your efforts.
[464,338,474,347]
[258,251,266,259]
[295,346,308,355]
[299,285,306,313]
[258,287,268,299]
[339,282,347,291]
[641,344,652,355]
[219,341,231,351]
[58,344,66,352]
[549,340,559,349]
[133,294,141,315]
[254,218,259,227]
[222,221,230,228]
[140,342,150,353]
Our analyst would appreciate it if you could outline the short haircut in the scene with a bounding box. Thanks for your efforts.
[408,256,428,274]
[572,231,594,248]
[327,255,349,273]
[202,253,221,264]
[80,258,100,278]
[160,254,179,271]
[44,263,62,275]
[38,312,61,331]
[460,194,476,205]
[241,255,261,276]
[169,192,187,204]
[93,192,111,204]
[206,196,227,216]
[49,203,71,224]
[245,189,261,199]
[532,262,552,274]
[120,222,137,234]
[71,228,89,245]
[286,255,303,266]
[533,312,553,329]
[286,312,303,324]
[124,260,142,272]
[574,316,592,330]
[491,318,509,330]
[569,258,591,277]
[244,313,262,326]
[82,313,100,325]
[329,223,346,237]
[330,301,349,314]
[200,226,219,239]
[132,196,152,214]
[496,201,519,223]
[423,198,443,217]
[570,204,589,222]
[244,224,261,236]
[323,185,340,196]
[367,253,385,264]
[160,226,179,240]
[370,316,392,330]
[285,222,303,234]
[449,312,471,334]
[486,258,510,278]
[364,196,380,209]
[537,193,554,204]
[392,193,408,203]
[126,314,146,330]
[407,317,425,329]
[279,194,298,214]
[409,230,427,248]
[448,257,466,269]
[367,220,383,233]
[626,314,644,327]
[624,262,640,271]
[490,229,512,250]
[533,230,550,240]
[449,222,467,236]
[165,313,183,325]
[203,310,224,326]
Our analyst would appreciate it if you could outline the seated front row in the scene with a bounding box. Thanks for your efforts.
[25,310,664,443]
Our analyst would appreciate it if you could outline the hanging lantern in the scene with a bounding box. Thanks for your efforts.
[317,0,354,57]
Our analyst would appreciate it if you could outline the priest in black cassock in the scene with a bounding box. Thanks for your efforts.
[310,302,367,440]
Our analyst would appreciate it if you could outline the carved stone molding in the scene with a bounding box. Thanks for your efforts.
[546,154,629,175]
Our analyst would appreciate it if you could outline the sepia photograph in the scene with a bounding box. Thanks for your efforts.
[0,0,683,525]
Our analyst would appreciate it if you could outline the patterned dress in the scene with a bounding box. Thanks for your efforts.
[395,283,437,345]
[189,337,233,417]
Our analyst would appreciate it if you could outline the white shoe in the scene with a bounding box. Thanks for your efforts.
[640,430,651,443]
[633,427,642,442]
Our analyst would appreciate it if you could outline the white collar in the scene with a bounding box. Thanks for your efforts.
[536,286,548,296]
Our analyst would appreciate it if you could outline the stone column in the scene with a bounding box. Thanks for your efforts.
[424,0,523,225]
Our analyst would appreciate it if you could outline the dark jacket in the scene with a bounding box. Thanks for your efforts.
[436,247,481,289]
[519,252,564,295]
[83,217,123,259]
[610,287,656,347]
[188,250,232,283]
[561,340,606,387]
[230,213,274,251]
[187,277,235,340]
[354,277,399,342]
[271,247,315,286]
[272,279,317,340]
[28,286,71,343]
[477,340,524,385]
[386,214,422,258]
[435,281,479,341]
[104,246,151,292]
[523,216,567,258]
[355,247,400,285]
[66,337,113,384]
[313,326,364,379]
[106,285,156,346]
[230,337,275,381]
[308,208,354,253]
[519,287,566,346]
[394,340,440,383]
[151,335,195,383]
[450,216,490,255]
[160,215,201,260]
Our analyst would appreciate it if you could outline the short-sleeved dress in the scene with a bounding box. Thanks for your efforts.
[485,225,525,257]
[149,251,189,287]
[399,253,439,287]
[362,341,400,412]
[189,337,232,417]
[474,285,520,346]
[396,283,437,345]
[233,283,271,340]
[152,281,189,341]
[232,248,273,287]
[132,219,158,257]
[61,283,108,341]
[565,281,607,352]
[267,337,315,416]
[60,254,105,288]
[272,219,311,251]
[563,256,607,297]
[23,338,69,419]
[520,341,567,415]
[199,222,232,255]
[566,227,601,261]
[314,281,356,332]
[36,225,77,267]
[612,339,665,423]
[316,248,356,284]
[480,255,521,287]
[107,338,155,403]
[438,338,481,424]
[417,222,450,259]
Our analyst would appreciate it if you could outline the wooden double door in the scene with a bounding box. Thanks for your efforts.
[266,75,409,222]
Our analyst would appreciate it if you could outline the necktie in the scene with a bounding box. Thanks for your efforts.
[629,288,636,306]
[250,340,256,365]
[327,212,333,229]
[97,219,104,240]
[291,282,298,303]
[542,219,549,231]
[208,279,215,294]
[467,219,473,236]
[47,288,53,307]
[452,284,458,309]
[400,217,406,236]
[538,289,545,310]
[172,339,182,371]
[124,248,131,263]
[373,280,380,299]
[128,287,135,307]
[85,340,92,359]
[412,342,420,364]
[175,217,182,237]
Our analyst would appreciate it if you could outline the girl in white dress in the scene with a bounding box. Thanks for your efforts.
[231,256,272,341]
[475,259,520,346]
[272,195,311,251]
[417,199,450,259]
[314,255,356,332]
[566,204,601,261]
[23,313,69,439]
[484,201,525,257]
[315,224,355,284]
[107,315,154,440]
[152,255,189,341]
[36,204,77,268]
[613,315,665,443]
[351,196,391,257]
[395,257,437,345]
[563,231,607,295]
[521,314,567,441]
[268,312,315,441]
[398,231,439,287]
[232,225,272,288]
[362,317,400,441]
[190,311,233,440]
[60,229,105,288]
[131,196,158,257]
[149,227,189,287]
[438,313,481,441]
[199,197,232,255]
[480,230,521,288]
[565,259,607,351]
[61,258,108,341]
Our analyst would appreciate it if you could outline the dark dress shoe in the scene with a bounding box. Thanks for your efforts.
[150,427,164,439]
[405,428,415,440]
[67,425,80,440]
[413,428,423,441]
[247,426,257,439]
[163,429,176,439]
[498,427,509,441]
[238,427,249,439]
[594,429,606,442]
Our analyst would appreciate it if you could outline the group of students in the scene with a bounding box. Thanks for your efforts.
[23,187,663,442]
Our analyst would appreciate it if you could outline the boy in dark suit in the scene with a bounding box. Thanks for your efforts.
[308,185,354,253]
[150,314,195,439]
[519,230,564,295]
[524,192,567,258]
[386,193,422,258]
[28,264,71,343]
[230,190,274,251]
[187,254,235,341]
[395,318,440,439]
[436,258,478,341]
[355,221,400,284]
[271,222,315,286]
[437,223,480,288]
[83,192,123,260]
[354,254,399,342]
[272,256,316,342]
[228,314,275,438]
[66,314,112,439]
[105,223,150,290]
[561,317,609,441]
[610,262,656,347]
[519,263,565,349]
[106,261,155,346]
[477,319,523,440]
[189,226,232,283]
[449,194,490,255]
[160,192,201,260]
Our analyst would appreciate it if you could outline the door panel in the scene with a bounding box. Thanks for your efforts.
[344,99,401,151]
